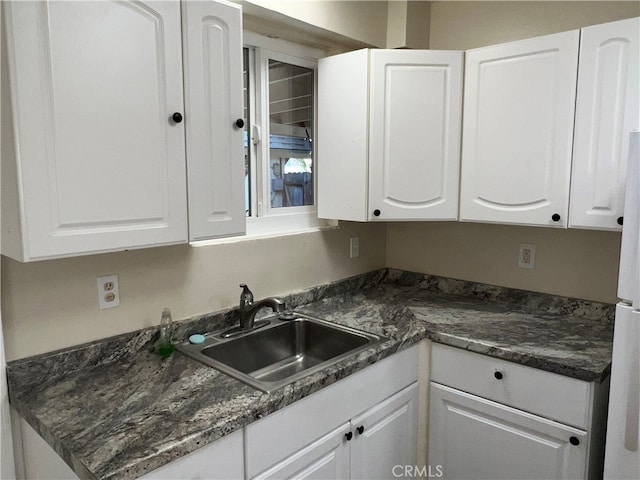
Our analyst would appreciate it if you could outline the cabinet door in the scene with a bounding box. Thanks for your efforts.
[252,423,350,480]
[460,31,579,227]
[182,0,245,241]
[350,382,419,480]
[3,1,188,261]
[368,50,463,221]
[428,383,588,480]
[317,49,371,222]
[569,17,640,231]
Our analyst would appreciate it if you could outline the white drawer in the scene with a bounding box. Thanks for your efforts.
[430,343,593,429]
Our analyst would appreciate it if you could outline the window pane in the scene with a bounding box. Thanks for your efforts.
[268,59,314,208]
[243,48,251,216]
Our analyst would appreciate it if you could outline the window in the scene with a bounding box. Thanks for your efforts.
[242,34,330,236]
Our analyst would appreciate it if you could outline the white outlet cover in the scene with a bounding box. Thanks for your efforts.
[350,237,360,258]
[518,244,536,269]
[97,274,120,309]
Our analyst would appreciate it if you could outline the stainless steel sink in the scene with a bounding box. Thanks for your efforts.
[176,313,386,392]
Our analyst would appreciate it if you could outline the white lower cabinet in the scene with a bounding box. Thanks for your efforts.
[246,346,420,479]
[428,344,610,480]
[350,384,418,480]
[253,423,351,480]
[14,345,421,480]
[429,384,587,480]
[252,383,419,480]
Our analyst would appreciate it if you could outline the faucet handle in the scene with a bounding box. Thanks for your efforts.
[239,284,254,308]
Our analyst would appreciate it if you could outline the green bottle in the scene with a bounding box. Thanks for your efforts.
[156,307,175,357]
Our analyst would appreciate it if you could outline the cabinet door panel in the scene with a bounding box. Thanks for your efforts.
[317,49,369,222]
[460,31,579,227]
[570,17,640,231]
[4,1,187,260]
[182,0,245,240]
[429,383,588,480]
[253,423,350,480]
[369,50,463,221]
[350,382,419,480]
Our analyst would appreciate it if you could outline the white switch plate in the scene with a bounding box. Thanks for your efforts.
[518,244,536,269]
[97,274,120,309]
[350,237,360,258]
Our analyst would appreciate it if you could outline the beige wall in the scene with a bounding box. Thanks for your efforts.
[387,1,431,49]
[3,1,639,361]
[242,0,431,50]
[430,1,640,50]
[387,222,621,304]
[2,223,386,360]
[386,1,637,305]
[244,0,390,48]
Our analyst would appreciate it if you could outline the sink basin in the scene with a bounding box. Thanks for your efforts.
[176,313,386,392]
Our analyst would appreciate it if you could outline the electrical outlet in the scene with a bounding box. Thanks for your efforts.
[518,244,536,269]
[97,274,120,309]
[350,237,360,258]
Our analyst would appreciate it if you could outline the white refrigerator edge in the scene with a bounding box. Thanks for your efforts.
[604,129,640,479]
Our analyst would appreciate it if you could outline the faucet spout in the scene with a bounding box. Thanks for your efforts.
[238,284,286,330]
[241,297,286,329]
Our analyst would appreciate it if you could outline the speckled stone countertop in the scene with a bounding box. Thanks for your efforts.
[6,269,615,480]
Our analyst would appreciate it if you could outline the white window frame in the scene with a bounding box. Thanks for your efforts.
[244,32,334,237]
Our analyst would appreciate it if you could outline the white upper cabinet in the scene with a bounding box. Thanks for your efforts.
[2,0,245,261]
[569,17,640,231]
[2,1,188,261]
[368,50,464,221]
[318,48,463,222]
[182,0,245,241]
[459,30,580,228]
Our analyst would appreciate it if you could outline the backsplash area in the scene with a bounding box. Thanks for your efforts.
[7,267,614,395]
[387,222,622,304]
[0,222,387,360]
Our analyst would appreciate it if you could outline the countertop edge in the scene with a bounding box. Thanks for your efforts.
[426,331,610,383]
[103,335,423,480]
[12,333,426,480]
[10,397,97,480]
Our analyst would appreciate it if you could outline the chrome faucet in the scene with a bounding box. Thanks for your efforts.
[238,284,285,330]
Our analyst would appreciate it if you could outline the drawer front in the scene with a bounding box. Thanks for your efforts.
[430,343,592,429]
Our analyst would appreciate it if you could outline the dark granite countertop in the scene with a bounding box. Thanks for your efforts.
[6,269,615,480]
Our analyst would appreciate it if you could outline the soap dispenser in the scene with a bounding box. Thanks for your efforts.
[156,307,175,358]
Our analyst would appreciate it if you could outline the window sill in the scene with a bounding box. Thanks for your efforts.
[189,220,339,247]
